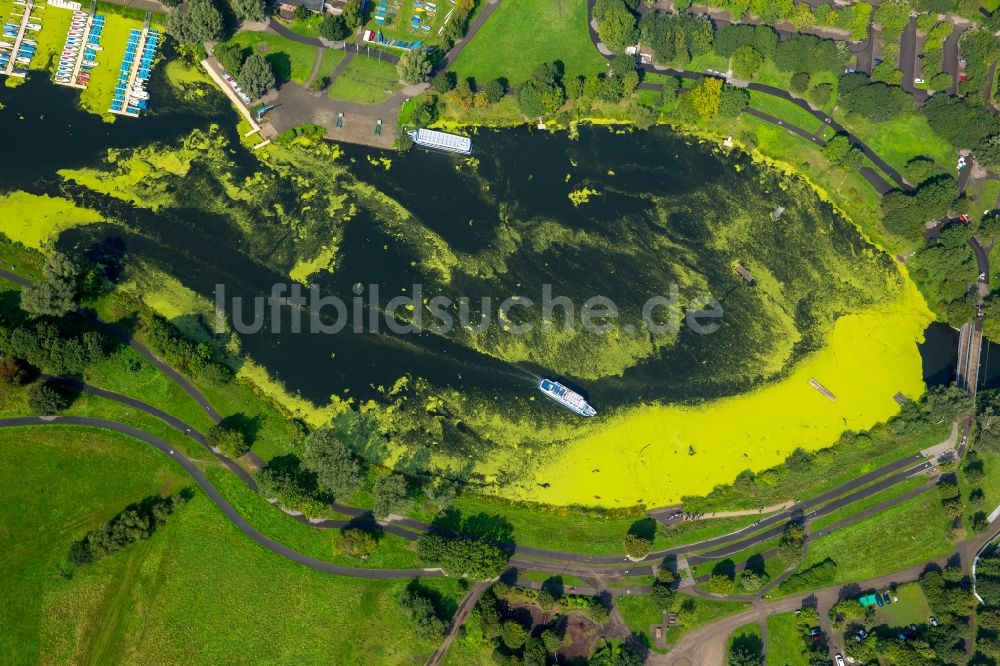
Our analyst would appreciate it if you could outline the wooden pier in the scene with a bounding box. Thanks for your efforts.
[2,0,37,78]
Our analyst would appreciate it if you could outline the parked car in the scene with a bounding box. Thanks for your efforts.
[883,592,892,604]
[960,57,967,66]
[836,655,846,666]
[875,594,884,607]
[915,77,925,84]
[930,616,938,627]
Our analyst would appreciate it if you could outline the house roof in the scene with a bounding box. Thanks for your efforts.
[281,0,324,11]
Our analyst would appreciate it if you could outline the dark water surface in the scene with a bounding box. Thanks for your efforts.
[0,76,964,411]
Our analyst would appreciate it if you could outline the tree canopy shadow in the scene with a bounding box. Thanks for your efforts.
[627,517,657,542]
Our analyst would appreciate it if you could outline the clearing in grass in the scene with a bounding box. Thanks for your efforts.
[226,30,320,84]
[451,0,607,85]
[327,55,400,104]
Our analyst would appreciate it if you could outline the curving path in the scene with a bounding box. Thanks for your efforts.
[584,0,913,191]
[0,415,440,579]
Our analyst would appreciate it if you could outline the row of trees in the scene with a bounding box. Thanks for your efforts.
[69,493,189,565]
[213,42,275,99]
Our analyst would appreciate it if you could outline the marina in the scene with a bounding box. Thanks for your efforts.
[109,13,156,117]
[53,3,102,89]
[0,0,40,78]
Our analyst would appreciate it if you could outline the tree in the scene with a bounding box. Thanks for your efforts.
[397,49,432,84]
[27,380,72,415]
[730,45,762,79]
[423,480,455,515]
[790,71,810,94]
[416,533,508,579]
[483,79,505,103]
[624,533,652,559]
[339,527,376,557]
[598,2,637,51]
[681,76,723,120]
[231,0,264,22]
[536,587,555,610]
[21,252,78,318]
[431,70,454,93]
[236,52,274,99]
[320,14,350,41]
[719,85,749,117]
[651,580,674,609]
[873,0,910,41]
[294,4,310,20]
[707,574,737,594]
[500,620,527,649]
[214,42,247,76]
[166,0,224,44]
[978,134,1000,169]
[823,134,862,170]
[739,570,763,592]
[302,428,363,498]
[541,628,562,654]
[341,0,363,30]
[589,597,610,624]
[809,83,832,106]
[208,424,250,457]
[373,473,408,518]
[400,587,446,639]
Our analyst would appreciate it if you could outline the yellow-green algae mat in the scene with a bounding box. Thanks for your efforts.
[529,278,934,508]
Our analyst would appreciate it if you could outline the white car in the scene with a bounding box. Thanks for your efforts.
[836,655,846,666]
[915,77,925,84]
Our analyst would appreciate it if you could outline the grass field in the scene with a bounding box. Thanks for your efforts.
[835,111,956,177]
[874,582,931,627]
[327,55,400,103]
[809,476,927,533]
[451,0,606,85]
[0,427,464,665]
[617,592,751,649]
[748,89,822,133]
[227,30,319,85]
[766,613,810,666]
[428,493,760,555]
[778,491,953,595]
[277,14,323,39]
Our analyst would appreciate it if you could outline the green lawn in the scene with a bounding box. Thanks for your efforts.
[278,14,323,39]
[874,582,931,628]
[834,111,956,178]
[778,491,953,595]
[327,55,400,103]
[451,0,607,85]
[0,427,464,665]
[748,89,822,133]
[809,476,926,533]
[767,613,811,666]
[227,30,320,84]
[617,592,751,649]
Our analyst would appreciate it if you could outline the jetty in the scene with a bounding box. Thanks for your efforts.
[407,128,472,155]
[808,378,836,401]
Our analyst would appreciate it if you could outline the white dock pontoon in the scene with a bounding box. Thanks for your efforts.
[407,128,472,155]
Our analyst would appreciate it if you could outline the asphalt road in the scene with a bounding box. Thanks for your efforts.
[744,107,827,146]
[899,15,918,95]
[0,415,441,579]
[942,26,964,96]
